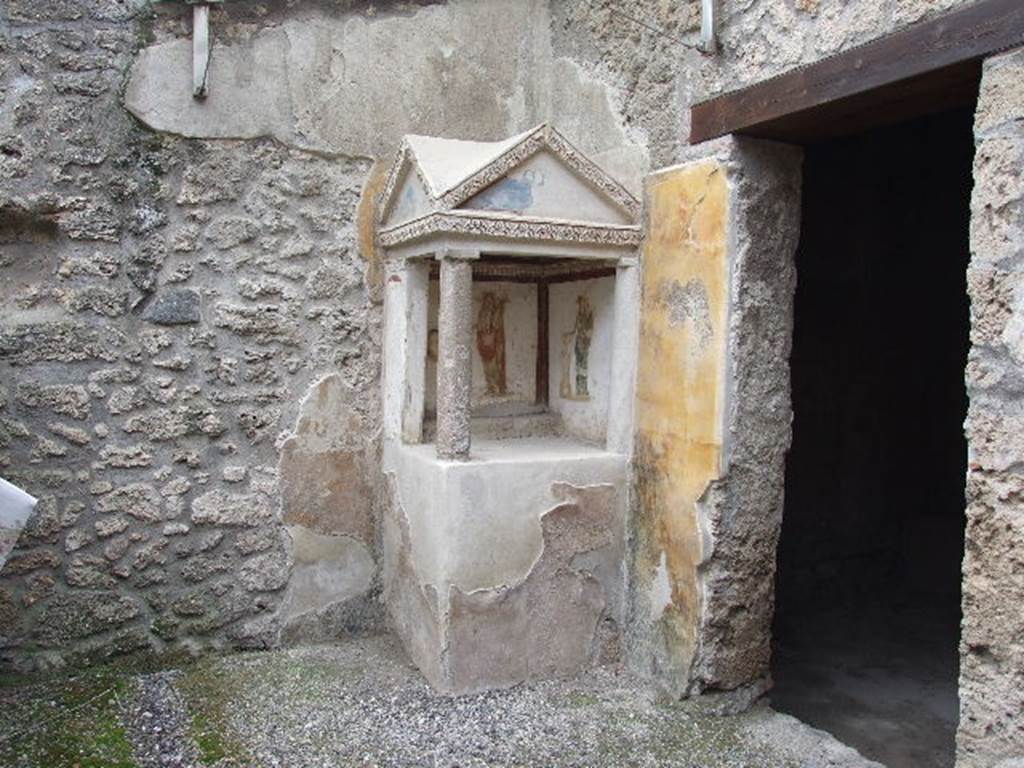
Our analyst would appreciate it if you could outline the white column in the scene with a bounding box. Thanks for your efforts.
[382,258,429,444]
[606,257,640,454]
[382,259,408,442]
[402,261,429,443]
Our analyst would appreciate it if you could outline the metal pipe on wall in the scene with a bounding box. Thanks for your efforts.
[701,0,718,54]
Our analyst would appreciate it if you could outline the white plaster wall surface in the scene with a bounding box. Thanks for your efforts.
[442,440,626,591]
[384,440,450,591]
[606,264,640,454]
[549,276,615,443]
[384,435,628,692]
[125,0,648,194]
[385,437,626,595]
[383,263,411,441]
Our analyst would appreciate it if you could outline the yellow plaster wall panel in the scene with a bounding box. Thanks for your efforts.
[633,160,729,691]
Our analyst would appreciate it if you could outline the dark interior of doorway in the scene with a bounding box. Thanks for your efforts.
[771,107,974,768]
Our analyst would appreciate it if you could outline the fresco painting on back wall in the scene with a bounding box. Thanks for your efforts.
[476,292,509,396]
[561,294,594,400]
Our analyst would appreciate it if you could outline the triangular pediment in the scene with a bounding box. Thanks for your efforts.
[379,125,640,230]
[457,148,631,225]
[405,129,535,198]
[383,164,433,228]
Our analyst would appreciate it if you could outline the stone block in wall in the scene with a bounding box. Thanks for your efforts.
[142,288,201,325]
[33,592,141,647]
[0,321,121,366]
[190,490,275,527]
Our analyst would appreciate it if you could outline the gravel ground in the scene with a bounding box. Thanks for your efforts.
[123,671,202,768]
[0,634,879,768]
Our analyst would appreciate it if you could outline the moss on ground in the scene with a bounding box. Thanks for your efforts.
[564,692,600,708]
[0,671,42,689]
[175,657,250,767]
[0,665,137,768]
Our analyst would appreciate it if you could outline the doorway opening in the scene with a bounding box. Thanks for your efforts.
[771,107,974,768]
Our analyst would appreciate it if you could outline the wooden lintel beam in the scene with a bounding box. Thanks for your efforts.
[690,0,1024,144]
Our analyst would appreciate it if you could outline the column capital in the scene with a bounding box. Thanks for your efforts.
[383,259,406,279]
[435,248,480,262]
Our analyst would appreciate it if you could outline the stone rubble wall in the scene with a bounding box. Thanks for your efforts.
[0,1,381,670]
[2,12,1020,757]
[958,46,1024,768]
[0,0,654,670]
[551,0,975,162]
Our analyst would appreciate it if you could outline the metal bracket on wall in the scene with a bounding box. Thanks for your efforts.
[186,0,222,99]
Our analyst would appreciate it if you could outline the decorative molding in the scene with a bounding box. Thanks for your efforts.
[379,211,642,249]
[377,142,411,226]
[427,260,618,283]
[435,249,480,262]
[441,126,641,220]
[543,128,642,220]
[377,142,443,227]
[377,124,642,229]
[437,127,548,210]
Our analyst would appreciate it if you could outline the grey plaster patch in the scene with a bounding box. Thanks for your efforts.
[123,2,549,158]
[446,483,619,693]
[280,525,376,624]
[278,374,376,543]
[122,2,646,192]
